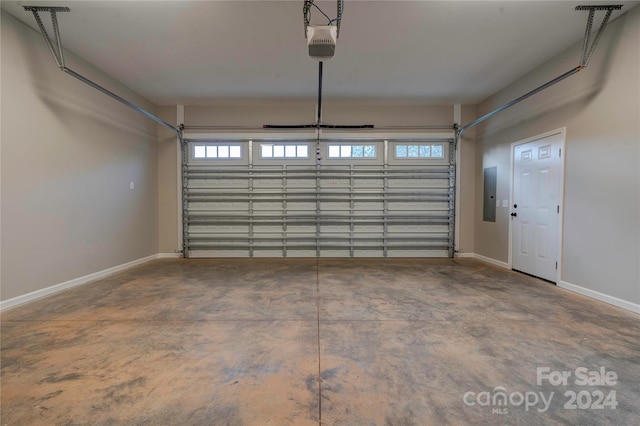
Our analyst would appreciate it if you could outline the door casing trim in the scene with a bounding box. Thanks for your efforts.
[508,127,566,284]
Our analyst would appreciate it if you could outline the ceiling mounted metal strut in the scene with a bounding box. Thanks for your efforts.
[317,61,323,129]
[24,6,69,68]
[576,4,623,67]
[303,0,342,38]
[23,6,183,141]
[456,4,623,140]
[263,57,374,132]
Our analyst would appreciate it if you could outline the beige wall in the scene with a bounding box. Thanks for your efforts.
[1,9,474,303]
[323,104,453,128]
[1,12,159,301]
[157,106,180,254]
[457,105,476,255]
[15,4,637,309]
[474,6,640,304]
[6,2,636,309]
[184,104,454,129]
[186,104,316,128]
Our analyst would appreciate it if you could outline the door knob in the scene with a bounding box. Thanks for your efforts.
[510,212,517,217]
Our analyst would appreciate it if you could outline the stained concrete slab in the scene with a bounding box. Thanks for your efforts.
[319,320,639,425]
[317,259,640,425]
[1,319,319,425]
[1,258,638,425]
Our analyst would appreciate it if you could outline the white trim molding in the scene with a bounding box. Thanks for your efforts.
[453,104,462,254]
[559,280,640,314]
[156,252,182,259]
[177,105,185,254]
[454,252,474,258]
[472,254,510,269]
[0,253,181,311]
[468,253,638,314]
[456,252,510,269]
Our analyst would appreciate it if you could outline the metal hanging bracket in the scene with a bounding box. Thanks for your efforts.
[23,6,70,68]
[304,0,342,38]
[24,5,183,140]
[456,4,623,139]
[576,5,623,67]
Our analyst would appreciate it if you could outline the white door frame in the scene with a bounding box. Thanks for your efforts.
[177,105,185,254]
[508,128,566,283]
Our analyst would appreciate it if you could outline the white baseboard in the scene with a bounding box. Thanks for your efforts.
[559,280,640,314]
[5,253,637,315]
[156,252,182,259]
[454,252,475,258]
[467,255,637,314]
[464,253,510,269]
[0,253,181,311]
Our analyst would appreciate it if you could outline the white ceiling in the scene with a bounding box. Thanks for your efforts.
[2,1,637,106]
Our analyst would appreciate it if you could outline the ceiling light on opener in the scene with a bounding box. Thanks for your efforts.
[307,25,338,61]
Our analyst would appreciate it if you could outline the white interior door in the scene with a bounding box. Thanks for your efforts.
[511,132,562,282]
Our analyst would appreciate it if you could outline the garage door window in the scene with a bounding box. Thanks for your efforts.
[394,144,444,159]
[193,144,242,160]
[260,144,309,159]
[327,144,377,159]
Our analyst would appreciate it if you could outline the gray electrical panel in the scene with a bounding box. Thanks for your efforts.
[483,166,497,222]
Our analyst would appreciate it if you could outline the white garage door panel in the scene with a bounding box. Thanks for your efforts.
[183,139,455,258]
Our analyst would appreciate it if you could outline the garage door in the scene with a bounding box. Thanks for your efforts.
[182,137,455,258]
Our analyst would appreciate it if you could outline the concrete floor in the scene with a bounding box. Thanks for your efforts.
[1,258,638,425]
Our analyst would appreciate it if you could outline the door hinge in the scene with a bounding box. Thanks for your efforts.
[559,148,562,157]
[557,205,560,213]
[555,261,558,270]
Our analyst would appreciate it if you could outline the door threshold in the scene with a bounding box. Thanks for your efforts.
[512,269,557,285]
